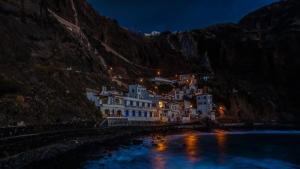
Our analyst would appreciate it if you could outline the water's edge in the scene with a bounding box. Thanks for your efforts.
[1,124,299,169]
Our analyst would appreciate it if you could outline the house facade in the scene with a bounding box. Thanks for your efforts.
[174,89,184,101]
[96,87,125,118]
[159,100,184,123]
[196,94,215,120]
[123,97,159,121]
[124,85,159,121]
[127,84,149,99]
[99,94,125,118]
[86,88,101,107]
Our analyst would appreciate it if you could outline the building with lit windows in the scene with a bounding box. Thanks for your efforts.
[93,85,160,122]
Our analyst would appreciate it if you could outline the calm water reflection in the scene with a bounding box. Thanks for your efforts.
[216,130,227,163]
[25,130,300,169]
[184,132,199,162]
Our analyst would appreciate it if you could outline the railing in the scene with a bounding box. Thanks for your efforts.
[102,117,164,127]
[0,121,97,139]
[0,127,104,159]
[0,119,164,160]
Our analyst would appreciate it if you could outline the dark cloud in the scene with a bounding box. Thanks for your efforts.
[87,0,278,33]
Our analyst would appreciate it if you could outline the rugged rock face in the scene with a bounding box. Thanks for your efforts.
[0,0,108,126]
[0,0,299,126]
[203,0,300,122]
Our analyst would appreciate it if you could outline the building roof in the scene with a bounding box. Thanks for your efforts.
[150,77,176,84]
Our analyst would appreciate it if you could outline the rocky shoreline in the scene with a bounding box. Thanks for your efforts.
[0,126,178,169]
[0,124,299,169]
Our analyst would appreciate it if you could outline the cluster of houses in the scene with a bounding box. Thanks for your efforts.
[86,74,215,124]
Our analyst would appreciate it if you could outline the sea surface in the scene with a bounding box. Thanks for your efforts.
[27,130,300,169]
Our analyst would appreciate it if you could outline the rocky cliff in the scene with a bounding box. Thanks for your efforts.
[0,0,299,126]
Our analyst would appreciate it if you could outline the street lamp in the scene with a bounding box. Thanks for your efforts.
[219,106,225,117]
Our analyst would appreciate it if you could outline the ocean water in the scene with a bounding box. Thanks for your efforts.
[26,130,300,169]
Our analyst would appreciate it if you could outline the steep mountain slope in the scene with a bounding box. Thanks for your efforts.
[0,0,299,126]
[0,0,108,126]
[202,0,300,122]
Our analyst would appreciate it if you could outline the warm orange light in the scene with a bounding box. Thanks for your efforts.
[219,106,225,117]
[153,138,167,169]
[157,70,161,76]
[140,78,144,83]
[184,132,199,162]
[159,101,164,108]
[156,142,167,152]
[215,130,227,163]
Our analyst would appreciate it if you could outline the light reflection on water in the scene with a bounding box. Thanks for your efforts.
[215,130,227,163]
[152,136,168,169]
[153,155,166,169]
[184,132,200,162]
[82,131,300,169]
[155,141,167,153]
[23,131,300,169]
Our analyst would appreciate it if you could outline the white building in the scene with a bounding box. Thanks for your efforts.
[86,88,101,107]
[196,94,215,120]
[97,87,125,118]
[124,97,159,121]
[159,100,182,123]
[174,89,184,101]
[99,95,125,117]
[168,102,182,122]
[127,84,149,99]
[125,85,159,121]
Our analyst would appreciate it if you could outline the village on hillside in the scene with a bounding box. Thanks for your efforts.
[86,71,222,127]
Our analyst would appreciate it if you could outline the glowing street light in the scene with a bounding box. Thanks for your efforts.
[219,106,225,117]
[159,101,164,108]
[157,70,161,76]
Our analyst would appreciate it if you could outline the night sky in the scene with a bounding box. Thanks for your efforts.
[87,0,278,33]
